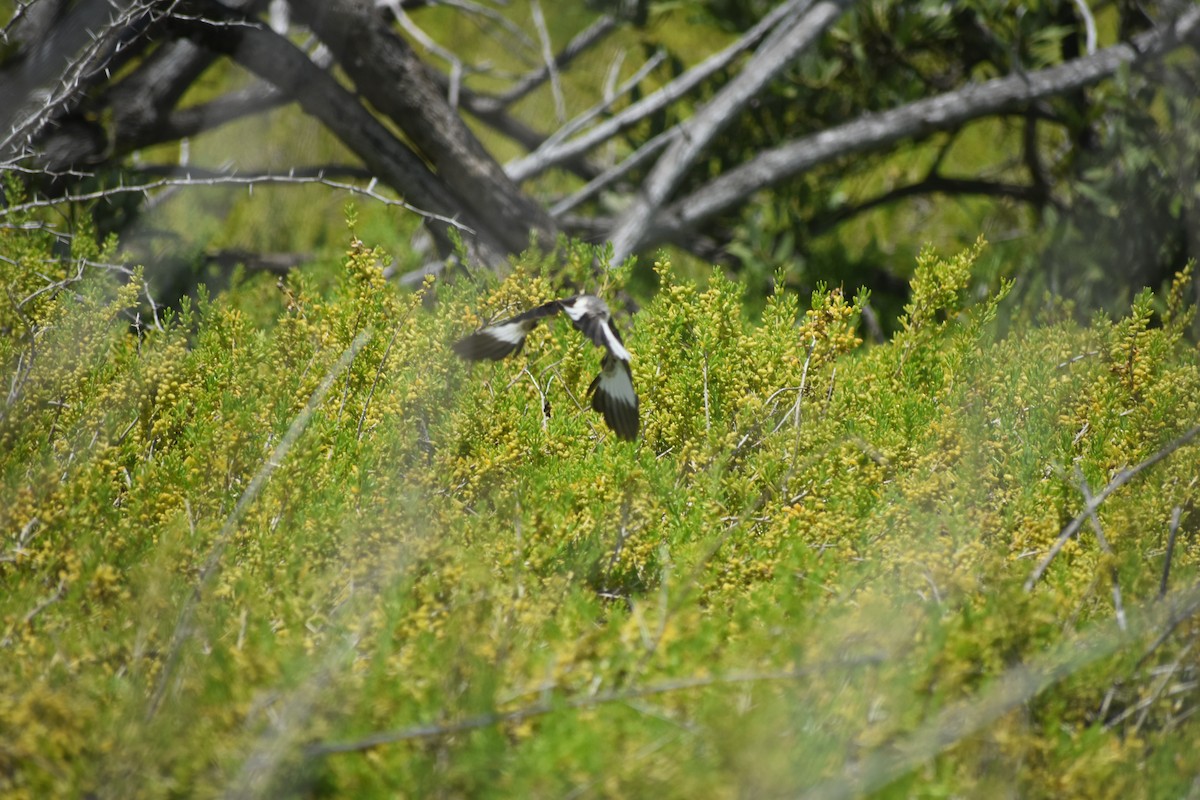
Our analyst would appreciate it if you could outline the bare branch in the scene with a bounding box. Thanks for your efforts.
[1078,469,1127,632]
[609,0,851,263]
[649,5,1200,251]
[305,655,886,756]
[1025,422,1200,592]
[810,175,1047,235]
[387,0,537,59]
[161,82,290,142]
[148,329,373,720]
[540,48,667,157]
[803,581,1200,800]
[0,0,42,46]
[174,3,509,267]
[104,37,217,153]
[291,0,557,255]
[0,0,162,159]
[482,13,616,112]
[0,169,475,233]
[528,0,565,124]
[1158,506,1183,601]
[1072,0,1098,56]
[505,0,813,183]
[385,0,470,106]
[550,130,673,217]
[429,14,616,171]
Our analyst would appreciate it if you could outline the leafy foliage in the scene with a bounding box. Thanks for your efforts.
[2,220,1199,797]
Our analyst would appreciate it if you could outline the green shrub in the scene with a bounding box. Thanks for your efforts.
[1,219,1198,798]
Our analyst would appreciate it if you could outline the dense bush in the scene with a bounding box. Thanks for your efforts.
[2,215,1198,797]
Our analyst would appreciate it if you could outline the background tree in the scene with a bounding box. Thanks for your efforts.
[2,0,1198,323]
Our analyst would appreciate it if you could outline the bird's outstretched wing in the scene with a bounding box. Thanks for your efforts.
[451,300,564,361]
[453,295,639,441]
[588,353,639,441]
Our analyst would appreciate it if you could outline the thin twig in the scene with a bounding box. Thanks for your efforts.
[506,0,812,182]
[1078,468,1127,631]
[356,323,402,442]
[304,655,885,756]
[540,48,668,154]
[1159,506,1183,600]
[1136,590,1200,670]
[1072,0,1098,55]
[1130,636,1196,734]
[601,48,627,167]
[1025,423,1200,591]
[489,14,615,110]
[609,0,841,262]
[0,170,474,233]
[387,1,469,106]
[803,582,1200,800]
[1,579,65,648]
[550,131,674,217]
[1,0,163,158]
[529,0,565,123]
[520,366,550,433]
[147,329,372,720]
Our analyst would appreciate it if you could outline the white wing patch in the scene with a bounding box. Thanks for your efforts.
[456,294,639,440]
[560,299,590,323]
[487,319,533,346]
[597,359,637,407]
[597,321,631,363]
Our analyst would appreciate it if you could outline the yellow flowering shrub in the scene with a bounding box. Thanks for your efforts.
[1,217,1198,798]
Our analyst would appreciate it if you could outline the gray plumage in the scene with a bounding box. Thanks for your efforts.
[453,295,639,441]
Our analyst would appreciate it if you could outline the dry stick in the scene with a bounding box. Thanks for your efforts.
[0,579,64,647]
[485,14,615,111]
[529,0,566,124]
[146,329,372,720]
[1024,422,1200,592]
[1135,589,1200,670]
[505,0,812,182]
[608,0,848,263]
[803,584,1200,800]
[1159,505,1183,600]
[304,655,884,757]
[0,170,473,232]
[1072,0,1098,55]
[437,0,536,54]
[388,1,469,107]
[654,5,1200,247]
[1078,468,1127,632]
[600,48,627,167]
[550,131,673,217]
[1131,636,1196,735]
[770,337,817,436]
[356,322,403,442]
[776,337,818,496]
[520,366,550,433]
[1106,632,1199,731]
[227,482,434,796]
[1,0,156,157]
[540,47,668,154]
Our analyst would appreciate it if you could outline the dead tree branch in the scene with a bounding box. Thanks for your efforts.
[505,0,813,183]
[644,5,1200,253]
[609,0,851,262]
[1025,422,1200,592]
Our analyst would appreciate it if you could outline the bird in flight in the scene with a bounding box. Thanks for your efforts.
[452,295,639,441]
